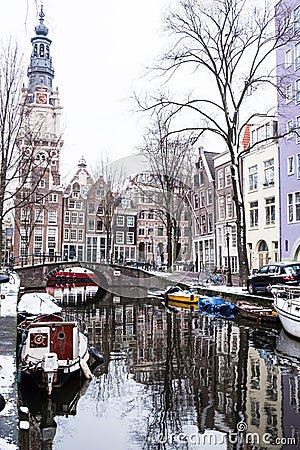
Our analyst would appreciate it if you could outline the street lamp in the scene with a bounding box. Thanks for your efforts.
[225,223,233,287]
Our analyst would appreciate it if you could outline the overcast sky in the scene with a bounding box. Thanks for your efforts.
[0,0,172,180]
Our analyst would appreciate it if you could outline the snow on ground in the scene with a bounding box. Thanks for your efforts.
[0,273,20,317]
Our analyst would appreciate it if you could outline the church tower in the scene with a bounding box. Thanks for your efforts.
[14,6,64,262]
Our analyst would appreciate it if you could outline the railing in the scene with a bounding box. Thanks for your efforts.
[11,253,66,268]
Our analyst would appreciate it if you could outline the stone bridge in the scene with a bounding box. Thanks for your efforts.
[14,261,170,298]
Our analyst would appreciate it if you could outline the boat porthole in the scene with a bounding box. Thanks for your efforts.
[58,332,65,340]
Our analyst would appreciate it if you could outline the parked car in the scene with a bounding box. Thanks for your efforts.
[247,262,300,294]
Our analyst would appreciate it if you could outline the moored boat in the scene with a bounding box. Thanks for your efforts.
[237,300,278,323]
[164,286,200,305]
[17,292,103,395]
[271,285,300,339]
[46,267,98,289]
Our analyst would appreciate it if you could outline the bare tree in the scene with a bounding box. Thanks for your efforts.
[137,0,298,284]
[92,157,127,263]
[135,110,194,268]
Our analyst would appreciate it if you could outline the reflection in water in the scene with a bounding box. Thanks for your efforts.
[19,290,300,449]
[18,375,90,450]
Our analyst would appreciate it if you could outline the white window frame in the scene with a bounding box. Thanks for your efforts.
[287,119,294,139]
[116,231,124,244]
[285,48,292,68]
[286,83,293,102]
[288,155,295,175]
[295,42,300,70]
[48,210,57,224]
[117,216,124,227]
[127,232,134,244]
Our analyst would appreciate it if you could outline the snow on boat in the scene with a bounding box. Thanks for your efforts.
[271,284,300,339]
[17,292,102,395]
[237,300,278,323]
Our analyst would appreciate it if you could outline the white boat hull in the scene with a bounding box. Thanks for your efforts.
[274,295,300,339]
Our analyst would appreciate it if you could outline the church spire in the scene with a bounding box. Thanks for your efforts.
[27,4,55,99]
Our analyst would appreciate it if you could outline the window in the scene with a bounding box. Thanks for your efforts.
[208,212,213,233]
[265,197,275,225]
[193,174,199,188]
[97,220,103,231]
[49,193,58,203]
[207,188,212,205]
[226,195,232,219]
[157,226,164,236]
[75,201,82,210]
[250,201,258,228]
[295,42,300,70]
[194,194,199,209]
[288,192,300,222]
[287,120,294,139]
[138,228,145,236]
[117,216,124,226]
[89,203,95,214]
[34,228,43,255]
[200,214,206,234]
[64,229,69,241]
[249,165,258,191]
[286,84,293,102]
[217,169,224,189]
[296,80,300,104]
[288,156,295,175]
[88,219,94,231]
[285,48,292,68]
[35,209,44,224]
[47,228,57,249]
[264,159,274,186]
[225,166,231,186]
[231,225,237,248]
[71,229,77,241]
[127,216,134,227]
[97,204,103,215]
[79,212,84,224]
[38,179,45,188]
[295,5,300,31]
[21,209,30,223]
[68,199,75,209]
[127,232,134,244]
[78,229,83,241]
[35,193,44,205]
[297,116,300,143]
[48,211,57,224]
[218,197,225,221]
[116,231,124,244]
[65,211,70,224]
[148,211,154,220]
[200,191,205,207]
[71,212,78,224]
[298,154,300,178]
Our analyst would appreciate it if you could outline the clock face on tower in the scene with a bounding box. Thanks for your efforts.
[36,92,47,104]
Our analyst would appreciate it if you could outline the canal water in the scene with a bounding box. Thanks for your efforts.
[8,288,300,449]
